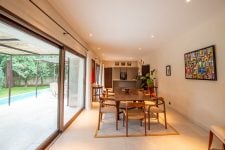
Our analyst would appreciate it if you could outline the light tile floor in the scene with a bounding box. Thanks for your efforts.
[49,103,222,150]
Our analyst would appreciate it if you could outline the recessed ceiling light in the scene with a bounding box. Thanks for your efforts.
[89,33,93,37]
[138,48,142,50]
[97,47,101,50]
[186,0,191,3]
[151,35,155,38]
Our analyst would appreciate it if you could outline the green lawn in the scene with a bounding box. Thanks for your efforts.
[0,86,49,99]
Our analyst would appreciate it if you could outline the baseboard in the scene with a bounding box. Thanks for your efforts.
[168,105,210,132]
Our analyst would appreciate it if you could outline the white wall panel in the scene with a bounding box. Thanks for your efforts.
[143,10,225,130]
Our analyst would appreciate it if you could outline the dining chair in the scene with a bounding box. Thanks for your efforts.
[102,88,115,98]
[123,101,147,136]
[146,97,167,130]
[97,96,118,130]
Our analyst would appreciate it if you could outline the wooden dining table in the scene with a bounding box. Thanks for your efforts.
[111,89,154,119]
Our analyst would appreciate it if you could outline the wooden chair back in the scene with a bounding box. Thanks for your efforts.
[146,96,167,130]
[123,101,147,136]
[125,102,145,112]
[99,96,116,108]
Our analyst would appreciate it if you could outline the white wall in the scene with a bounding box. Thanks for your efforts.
[143,10,225,130]
[85,52,92,110]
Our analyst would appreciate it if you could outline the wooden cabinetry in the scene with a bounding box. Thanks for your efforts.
[103,61,138,68]
[104,61,139,89]
[104,68,112,88]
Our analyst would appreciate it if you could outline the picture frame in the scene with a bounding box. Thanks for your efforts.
[166,65,171,76]
[127,61,132,66]
[115,62,119,66]
[121,62,126,66]
[184,45,217,80]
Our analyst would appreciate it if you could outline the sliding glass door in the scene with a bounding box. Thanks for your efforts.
[64,51,85,125]
[0,21,59,149]
[0,12,86,149]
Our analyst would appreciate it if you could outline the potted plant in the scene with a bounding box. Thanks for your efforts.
[140,69,155,93]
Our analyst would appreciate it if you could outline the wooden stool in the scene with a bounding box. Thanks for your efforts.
[208,125,225,150]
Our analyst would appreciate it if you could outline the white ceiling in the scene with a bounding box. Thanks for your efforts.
[48,0,225,60]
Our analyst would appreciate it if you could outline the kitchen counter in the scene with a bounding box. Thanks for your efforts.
[113,79,137,82]
[112,80,137,90]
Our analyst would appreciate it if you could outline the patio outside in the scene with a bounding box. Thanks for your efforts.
[0,21,84,149]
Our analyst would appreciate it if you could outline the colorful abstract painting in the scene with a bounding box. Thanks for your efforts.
[184,45,217,80]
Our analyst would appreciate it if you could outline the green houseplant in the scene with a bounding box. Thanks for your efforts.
[140,69,155,91]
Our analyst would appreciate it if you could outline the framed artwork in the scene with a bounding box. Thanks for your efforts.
[115,62,119,66]
[166,65,171,76]
[184,45,217,80]
[127,61,132,66]
[121,62,126,66]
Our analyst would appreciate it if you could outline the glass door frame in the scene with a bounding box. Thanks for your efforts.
[60,47,86,131]
[0,13,62,150]
[0,8,87,149]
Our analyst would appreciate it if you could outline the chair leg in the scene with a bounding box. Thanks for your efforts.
[148,112,150,130]
[144,115,147,136]
[100,113,103,121]
[123,113,125,127]
[115,112,118,130]
[208,131,213,150]
[126,116,128,137]
[97,112,101,130]
[164,112,167,129]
